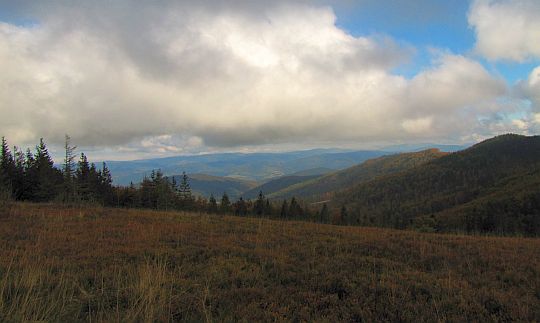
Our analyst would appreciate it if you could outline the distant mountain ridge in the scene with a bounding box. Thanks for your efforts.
[380,143,470,152]
[105,149,388,185]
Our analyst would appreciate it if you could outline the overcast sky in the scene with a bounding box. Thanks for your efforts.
[1,0,539,161]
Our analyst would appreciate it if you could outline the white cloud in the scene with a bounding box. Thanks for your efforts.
[402,117,433,134]
[469,0,540,61]
[511,119,528,130]
[0,1,513,157]
[516,65,540,113]
[526,66,540,111]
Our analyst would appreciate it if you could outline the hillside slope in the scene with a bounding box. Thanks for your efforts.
[333,134,540,235]
[1,203,538,321]
[171,173,257,200]
[269,149,447,200]
[243,175,320,199]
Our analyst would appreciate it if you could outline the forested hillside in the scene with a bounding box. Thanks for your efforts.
[243,174,321,199]
[171,173,257,200]
[333,134,540,235]
[269,149,447,200]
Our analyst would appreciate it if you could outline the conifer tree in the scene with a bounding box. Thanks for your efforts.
[0,137,15,198]
[12,146,25,199]
[264,198,273,216]
[340,206,349,225]
[288,197,303,218]
[179,172,191,198]
[62,134,77,202]
[76,153,91,201]
[88,163,101,200]
[208,194,218,213]
[254,191,265,216]
[34,138,61,202]
[21,148,37,200]
[220,192,231,214]
[235,197,247,216]
[280,200,289,218]
[139,174,154,208]
[99,162,113,205]
[319,203,329,223]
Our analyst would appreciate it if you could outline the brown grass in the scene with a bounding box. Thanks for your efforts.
[0,202,539,322]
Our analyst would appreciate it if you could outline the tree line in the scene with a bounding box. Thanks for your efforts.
[0,136,113,204]
[113,168,337,223]
[1,136,344,224]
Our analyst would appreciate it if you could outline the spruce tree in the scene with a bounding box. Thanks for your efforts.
[178,171,192,207]
[254,191,265,216]
[340,206,349,225]
[76,153,91,201]
[319,203,329,223]
[34,138,61,202]
[62,134,77,202]
[288,197,303,218]
[11,146,25,199]
[179,172,191,198]
[88,163,101,201]
[208,194,218,213]
[280,200,289,218]
[140,175,154,208]
[99,162,113,205]
[235,197,247,216]
[264,198,273,216]
[21,148,37,200]
[0,137,15,198]
[220,192,231,214]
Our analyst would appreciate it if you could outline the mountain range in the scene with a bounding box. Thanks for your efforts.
[105,149,388,185]
[328,134,540,235]
[100,135,539,235]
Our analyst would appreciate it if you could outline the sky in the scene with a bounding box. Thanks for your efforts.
[0,0,539,161]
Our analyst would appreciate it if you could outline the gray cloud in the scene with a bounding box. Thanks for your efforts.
[0,0,523,158]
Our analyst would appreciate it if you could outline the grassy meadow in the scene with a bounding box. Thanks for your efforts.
[0,202,539,322]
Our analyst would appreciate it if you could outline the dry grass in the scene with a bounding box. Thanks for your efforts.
[0,202,539,322]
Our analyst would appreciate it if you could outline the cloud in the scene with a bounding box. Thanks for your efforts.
[468,0,540,61]
[0,1,513,157]
[524,66,540,110]
[512,65,540,133]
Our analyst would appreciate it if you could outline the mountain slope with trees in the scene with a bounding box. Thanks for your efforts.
[268,149,447,200]
[243,174,321,199]
[172,173,257,200]
[332,134,540,235]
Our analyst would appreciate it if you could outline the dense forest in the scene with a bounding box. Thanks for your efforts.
[332,134,540,235]
[266,148,448,201]
[0,136,114,205]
